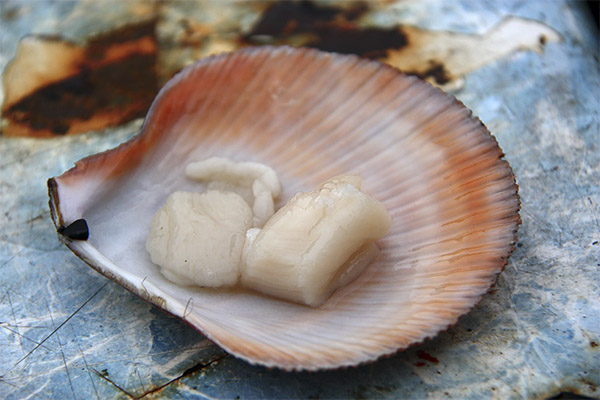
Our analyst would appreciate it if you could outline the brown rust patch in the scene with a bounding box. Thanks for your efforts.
[243,0,407,59]
[546,390,598,400]
[308,27,408,59]
[1,19,159,137]
[245,1,367,39]
[140,354,228,398]
[404,61,451,85]
[239,1,559,89]
[2,2,563,137]
[384,18,561,88]
[1,5,20,21]
[416,350,440,364]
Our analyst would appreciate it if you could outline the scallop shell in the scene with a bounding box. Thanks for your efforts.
[48,46,520,370]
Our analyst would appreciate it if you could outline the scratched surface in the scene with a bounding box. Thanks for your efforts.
[0,1,599,399]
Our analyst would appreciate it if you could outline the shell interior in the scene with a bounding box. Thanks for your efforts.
[48,46,520,371]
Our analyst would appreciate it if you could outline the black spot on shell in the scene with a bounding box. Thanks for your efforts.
[58,219,89,240]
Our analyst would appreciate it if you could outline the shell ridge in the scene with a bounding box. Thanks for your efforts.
[238,54,358,159]
[260,61,395,173]
[49,46,521,371]
[201,48,326,158]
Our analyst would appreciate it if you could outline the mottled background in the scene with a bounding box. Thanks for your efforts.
[0,1,598,399]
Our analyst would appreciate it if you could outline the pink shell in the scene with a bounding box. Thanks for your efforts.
[48,46,520,370]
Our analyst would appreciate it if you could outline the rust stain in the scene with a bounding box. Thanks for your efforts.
[545,389,598,400]
[1,1,562,137]
[239,1,560,87]
[1,19,159,137]
[1,5,20,21]
[141,354,228,398]
[383,17,562,88]
[403,61,451,85]
[417,350,440,364]
[243,1,408,59]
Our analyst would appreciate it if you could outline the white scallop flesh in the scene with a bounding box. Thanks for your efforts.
[145,190,253,287]
[241,175,393,307]
[186,157,281,227]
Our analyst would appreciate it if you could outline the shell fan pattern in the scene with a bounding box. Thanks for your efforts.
[48,46,520,370]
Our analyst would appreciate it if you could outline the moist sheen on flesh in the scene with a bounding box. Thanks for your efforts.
[145,190,253,287]
[146,164,392,308]
[241,175,393,307]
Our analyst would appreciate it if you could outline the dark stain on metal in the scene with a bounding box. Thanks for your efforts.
[309,27,408,59]
[246,0,364,37]
[546,391,598,399]
[591,341,598,348]
[405,61,452,85]
[1,6,19,21]
[417,350,440,364]
[58,219,89,240]
[88,19,156,48]
[244,0,408,59]
[2,19,158,137]
[137,354,229,397]
[242,0,463,85]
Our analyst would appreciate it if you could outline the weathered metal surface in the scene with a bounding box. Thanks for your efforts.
[0,0,598,399]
